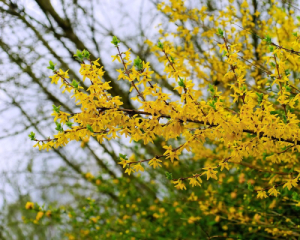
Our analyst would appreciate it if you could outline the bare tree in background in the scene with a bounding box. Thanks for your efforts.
[0,0,166,238]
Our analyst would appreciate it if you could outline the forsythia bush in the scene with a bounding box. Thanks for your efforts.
[25,0,300,239]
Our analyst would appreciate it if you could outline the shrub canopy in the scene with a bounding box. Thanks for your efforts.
[25,0,300,239]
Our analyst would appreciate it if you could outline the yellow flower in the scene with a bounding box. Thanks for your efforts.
[202,167,218,180]
[268,187,280,197]
[133,163,144,172]
[149,158,162,168]
[25,202,34,210]
[219,161,229,171]
[188,177,201,187]
[45,210,52,217]
[173,179,186,190]
[257,190,268,199]
[118,158,128,168]
[283,179,298,190]
[125,167,135,176]
[111,54,121,63]
[85,172,94,179]
[36,211,44,221]
[188,216,201,224]
[96,179,101,185]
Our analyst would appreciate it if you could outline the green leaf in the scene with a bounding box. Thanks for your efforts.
[292,192,299,200]
[55,122,63,132]
[256,92,263,104]
[119,153,128,160]
[28,132,36,141]
[111,36,120,46]
[66,121,73,128]
[47,60,56,71]
[268,46,274,52]
[262,151,273,160]
[247,183,254,192]
[297,16,300,21]
[86,124,94,132]
[285,69,290,76]
[285,85,291,92]
[282,114,287,123]
[292,32,298,37]
[133,56,143,71]
[71,79,79,89]
[73,49,90,62]
[178,77,185,87]
[165,172,173,180]
[209,101,216,110]
[208,84,215,96]
[270,110,279,115]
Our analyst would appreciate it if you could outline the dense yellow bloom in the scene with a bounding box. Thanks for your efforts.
[32,6,300,234]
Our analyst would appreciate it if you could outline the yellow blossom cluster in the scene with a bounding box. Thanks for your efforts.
[32,0,300,203]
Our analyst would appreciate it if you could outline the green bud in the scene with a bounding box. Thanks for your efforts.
[82,49,90,59]
[133,56,143,71]
[217,28,224,37]
[73,49,90,62]
[28,132,36,141]
[111,36,120,46]
[264,35,272,45]
[293,32,298,37]
[47,60,56,71]
[71,80,79,89]
[52,104,61,114]
[157,40,163,49]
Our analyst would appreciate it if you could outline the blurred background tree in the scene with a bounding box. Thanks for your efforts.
[1,0,300,239]
[0,0,164,238]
